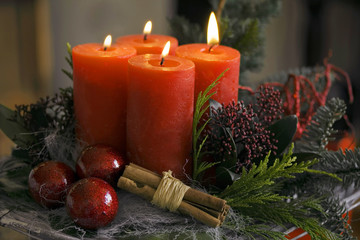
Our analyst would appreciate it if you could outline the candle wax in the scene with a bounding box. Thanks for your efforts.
[127,54,195,180]
[73,44,136,154]
[116,34,178,55]
[176,43,240,106]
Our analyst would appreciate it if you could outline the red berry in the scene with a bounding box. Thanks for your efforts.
[28,161,76,209]
[76,144,126,186]
[66,177,118,229]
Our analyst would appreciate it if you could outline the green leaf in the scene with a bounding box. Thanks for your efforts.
[216,166,237,189]
[0,104,35,148]
[224,167,241,181]
[268,115,298,156]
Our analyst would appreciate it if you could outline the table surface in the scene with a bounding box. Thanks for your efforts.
[1,155,360,240]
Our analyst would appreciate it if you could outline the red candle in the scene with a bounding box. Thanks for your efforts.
[73,35,136,154]
[175,12,240,105]
[116,21,178,55]
[127,42,195,180]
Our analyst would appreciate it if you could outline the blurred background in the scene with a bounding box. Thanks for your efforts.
[0,0,359,238]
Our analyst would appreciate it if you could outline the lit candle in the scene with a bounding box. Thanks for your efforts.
[73,35,136,154]
[126,41,195,180]
[116,21,178,55]
[175,12,240,105]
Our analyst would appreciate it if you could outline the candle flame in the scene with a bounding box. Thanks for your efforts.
[103,35,112,49]
[207,12,219,46]
[161,41,171,59]
[143,21,152,35]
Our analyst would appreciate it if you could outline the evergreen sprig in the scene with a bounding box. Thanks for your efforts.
[319,148,360,188]
[219,144,338,205]
[219,144,341,239]
[271,96,356,238]
[9,86,75,165]
[239,198,339,240]
[62,42,73,81]
[281,98,348,197]
[320,197,355,240]
[0,44,75,166]
[192,69,229,181]
[277,152,358,239]
[295,98,346,153]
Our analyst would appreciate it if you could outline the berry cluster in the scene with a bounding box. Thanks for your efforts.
[206,87,283,171]
[255,86,283,126]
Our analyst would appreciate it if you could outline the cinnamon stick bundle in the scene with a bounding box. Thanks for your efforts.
[117,163,230,228]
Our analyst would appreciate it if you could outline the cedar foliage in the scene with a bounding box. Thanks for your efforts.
[219,145,341,239]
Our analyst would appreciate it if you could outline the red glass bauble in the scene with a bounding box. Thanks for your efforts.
[76,144,126,186]
[66,177,118,229]
[28,161,76,208]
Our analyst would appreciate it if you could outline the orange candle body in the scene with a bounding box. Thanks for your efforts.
[127,54,195,180]
[73,44,136,154]
[116,34,178,55]
[175,44,240,105]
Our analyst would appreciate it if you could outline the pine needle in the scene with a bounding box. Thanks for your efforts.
[295,98,346,153]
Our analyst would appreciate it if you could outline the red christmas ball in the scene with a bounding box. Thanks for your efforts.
[66,177,118,229]
[28,161,76,209]
[76,144,126,186]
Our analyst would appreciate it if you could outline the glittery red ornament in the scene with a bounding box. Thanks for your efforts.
[28,161,76,209]
[66,177,118,229]
[76,144,126,186]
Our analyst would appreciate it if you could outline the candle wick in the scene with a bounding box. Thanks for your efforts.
[208,44,215,52]
[144,34,147,41]
[104,46,107,51]
[160,57,165,66]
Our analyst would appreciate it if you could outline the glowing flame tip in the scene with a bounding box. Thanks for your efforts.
[103,35,112,49]
[161,41,171,59]
[207,12,219,46]
[143,20,152,35]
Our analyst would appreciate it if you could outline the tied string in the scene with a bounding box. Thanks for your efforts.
[151,171,190,212]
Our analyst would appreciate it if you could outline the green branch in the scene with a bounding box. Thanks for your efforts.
[295,98,346,153]
[219,144,341,239]
[192,69,228,181]
[62,42,73,81]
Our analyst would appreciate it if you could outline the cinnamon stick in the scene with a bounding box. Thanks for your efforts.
[118,176,221,228]
[123,163,227,212]
[117,176,154,201]
[186,202,230,224]
[184,200,222,219]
